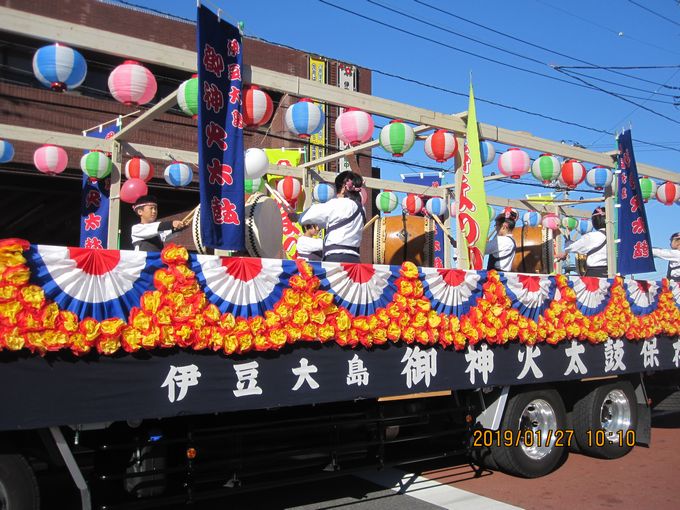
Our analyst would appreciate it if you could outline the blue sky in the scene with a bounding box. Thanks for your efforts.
[113,0,680,278]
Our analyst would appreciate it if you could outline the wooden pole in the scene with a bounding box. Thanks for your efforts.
[362,214,380,232]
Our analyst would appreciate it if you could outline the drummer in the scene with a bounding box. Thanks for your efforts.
[295,171,366,263]
[485,210,518,272]
[556,206,608,277]
[296,224,323,261]
[130,195,189,252]
[652,232,680,282]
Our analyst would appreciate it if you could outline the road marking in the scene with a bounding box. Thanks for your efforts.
[356,468,523,510]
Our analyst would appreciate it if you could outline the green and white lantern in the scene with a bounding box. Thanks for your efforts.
[561,216,578,231]
[379,120,415,157]
[80,151,112,180]
[531,153,560,184]
[375,191,398,213]
[639,176,657,202]
[245,177,263,194]
[177,75,198,118]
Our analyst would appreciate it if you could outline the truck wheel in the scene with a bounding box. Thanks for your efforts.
[0,454,39,510]
[572,381,637,459]
[491,389,568,478]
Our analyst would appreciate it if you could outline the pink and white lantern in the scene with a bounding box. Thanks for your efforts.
[541,212,560,230]
[277,176,302,203]
[559,159,586,189]
[656,181,680,205]
[125,157,153,182]
[498,148,530,179]
[424,130,458,163]
[402,194,423,215]
[335,108,374,146]
[108,60,157,106]
[33,144,68,175]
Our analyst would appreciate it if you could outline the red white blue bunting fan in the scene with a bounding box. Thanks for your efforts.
[569,276,612,316]
[502,273,556,321]
[420,268,484,316]
[26,245,161,321]
[189,255,295,317]
[317,262,396,316]
[623,278,661,316]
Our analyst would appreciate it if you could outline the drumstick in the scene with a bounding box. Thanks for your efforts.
[180,205,199,225]
[264,182,295,213]
[428,212,457,246]
[362,214,380,231]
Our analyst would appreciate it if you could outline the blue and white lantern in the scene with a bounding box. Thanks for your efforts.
[284,98,325,139]
[425,197,445,216]
[32,43,87,92]
[585,166,613,191]
[578,219,593,235]
[522,211,541,227]
[0,140,15,163]
[164,162,193,187]
[312,182,336,203]
[480,140,496,166]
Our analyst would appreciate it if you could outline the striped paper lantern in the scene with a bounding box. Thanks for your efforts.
[284,98,325,139]
[312,182,336,203]
[639,177,657,202]
[562,217,578,231]
[0,140,14,163]
[480,140,496,166]
[380,120,415,157]
[80,151,112,180]
[335,108,374,146]
[531,154,560,183]
[33,145,68,175]
[487,205,496,221]
[164,162,193,187]
[498,148,530,179]
[559,159,586,188]
[375,191,398,213]
[125,157,153,182]
[244,148,269,179]
[108,60,157,106]
[656,181,680,205]
[177,75,198,118]
[424,130,457,163]
[541,212,560,230]
[245,177,263,194]
[586,166,613,190]
[243,85,274,127]
[523,211,541,227]
[425,197,445,216]
[578,219,593,235]
[277,176,302,202]
[402,194,423,215]
[32,43,87,92]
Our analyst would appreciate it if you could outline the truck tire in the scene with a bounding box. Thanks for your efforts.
[490,388,568,478]
[572,381,637,459]
[0,454,39,510]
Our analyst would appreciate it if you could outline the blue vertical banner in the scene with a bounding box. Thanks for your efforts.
[616,129,655,275]
[80,123,119,249]
[197,5,245,250]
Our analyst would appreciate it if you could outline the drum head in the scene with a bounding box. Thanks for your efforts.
[245,193,283,258]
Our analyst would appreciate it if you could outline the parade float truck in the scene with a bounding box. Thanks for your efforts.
[0,238,679,510]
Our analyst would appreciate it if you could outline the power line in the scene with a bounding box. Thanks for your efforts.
[627,0,680,27]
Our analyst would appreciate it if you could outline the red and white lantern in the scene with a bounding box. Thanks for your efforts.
[33,144,68,175]
[401,194,423,215]
[276,176,302,203]
[335,108,374,146]
[498,148,530,179]
[656,181,680,205]
[108,60,157,106]
[424,129,458,163]
[559,159,586,189]
[124,157,153,182]
[242,85,274,127]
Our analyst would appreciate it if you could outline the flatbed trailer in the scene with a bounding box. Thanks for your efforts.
[1,239,679,509]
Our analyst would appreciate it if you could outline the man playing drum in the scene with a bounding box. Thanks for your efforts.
[130,195,189,252]
[556,206,608,277]
[485,210,518,272]
[652,232,680,282]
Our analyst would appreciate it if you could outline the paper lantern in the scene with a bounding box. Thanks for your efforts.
[402,194,423,215]
[32,43,87,92]
[562,217,578,231]
[277,176,302,202]
[120,178,148,204]
[244,148,269,179]
[80,151,112,180]
[164,162,193,187]
[243,85,274,127]
[0,140,14,163]
[375,191,398,213]
[313,182,336,203]
[523,211,541,227]
[480,140,496,166]
[639,177,657,202]
[487,205,496,221]
[656,181,680,205]
[284,98,325,138]
[244,177,263,194]
[108,60,157,106]
[541,212,560,230]
[425,197,445,216]
[33,145,68,175]
[380,120,415,157]
[498,148,530,179]
[586,166,613,190]
[177,75,198,118]
[449,200,457,218]
[559,159,586,189]
[578,219,593,235]
[125,157,153,182]
[531,154,560,184]
[335,108,374,146]
[424,130,457,163]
